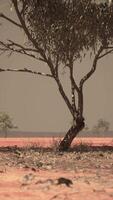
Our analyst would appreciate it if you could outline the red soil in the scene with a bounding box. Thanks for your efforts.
[0,167,113,200]
[0,137,113,147]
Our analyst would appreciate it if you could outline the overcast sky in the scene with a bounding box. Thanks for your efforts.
[0,0,113,132]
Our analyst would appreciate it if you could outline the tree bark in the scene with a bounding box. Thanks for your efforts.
[58,117,85,151]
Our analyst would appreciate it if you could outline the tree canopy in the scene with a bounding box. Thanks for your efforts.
[0,112,17,137]
[16,0,113,64]
[93,118,110,132]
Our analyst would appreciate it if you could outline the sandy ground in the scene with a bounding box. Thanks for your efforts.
[0,138,113,200]
[0,167,113,200]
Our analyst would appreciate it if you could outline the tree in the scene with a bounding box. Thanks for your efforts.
[93,118,110,132]
[0,112,17,138]
[84,125,89,131]
[0,0,113,150]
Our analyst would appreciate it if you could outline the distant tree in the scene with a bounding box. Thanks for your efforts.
[93,119,110,132]
[0,112,17,138]
[84,125,89,131]
[0,0,113,150]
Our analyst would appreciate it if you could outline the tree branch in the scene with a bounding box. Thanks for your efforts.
[1,1,55,75]
[7,40,38,53]
[0,13,22,28]
[98,48,113,59]
[50,55,74,117]
[78,88,84,119]
[69,62,77,115]
[11,0,54,70]
[79,46,104,89]
[55,54,59,78]
[0,67,53,78]
[66,63,79,94]
[55,77,74,117]
[72,77,80,94]
[11,0,44,56]
[0,40,46,61]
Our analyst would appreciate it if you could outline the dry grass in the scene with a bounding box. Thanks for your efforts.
[0,142,113,171]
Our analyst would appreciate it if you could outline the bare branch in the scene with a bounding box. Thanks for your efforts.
[0,13,22,28]
[0,41,37,59]
[79,46,104,89]
[55,77,74,117]
[7,40,38,53]
[0,40,46,61]
[0,67,53,78]
[98,48,113,59]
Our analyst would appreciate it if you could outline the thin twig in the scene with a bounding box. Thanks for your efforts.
[0,13,22,28]
[0,41,44,61]
[98,49,113,59]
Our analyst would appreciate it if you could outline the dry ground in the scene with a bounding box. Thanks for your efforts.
[0,137,113,147]
[0,138,113,200]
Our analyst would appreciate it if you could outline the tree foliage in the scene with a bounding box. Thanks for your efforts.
[93,118,110,132]
[17,0,113,64]
[0,112,17,137]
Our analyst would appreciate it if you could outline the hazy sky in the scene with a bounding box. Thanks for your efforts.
[0,0,113,132]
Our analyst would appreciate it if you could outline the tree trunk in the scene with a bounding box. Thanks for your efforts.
[58,118,85,151]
